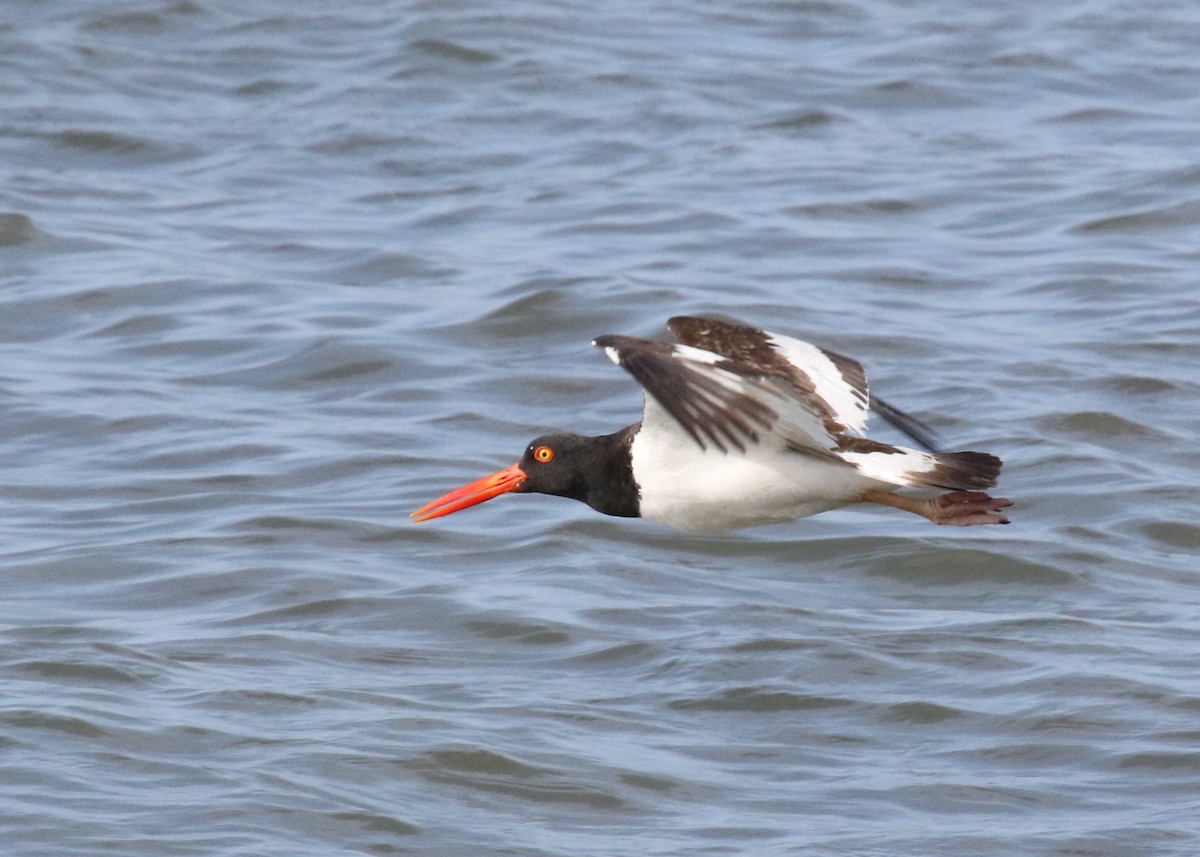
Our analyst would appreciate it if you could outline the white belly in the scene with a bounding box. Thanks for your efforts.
[630,424,884,532]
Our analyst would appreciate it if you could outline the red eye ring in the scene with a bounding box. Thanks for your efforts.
[534,445,554,463]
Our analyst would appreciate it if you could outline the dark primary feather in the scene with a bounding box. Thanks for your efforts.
[870,395,941,452]
[669,315,940,452]
[667,315,865,436]
[591,334,777,453]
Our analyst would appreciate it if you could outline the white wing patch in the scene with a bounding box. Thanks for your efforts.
[667,342,725,366]
[837,448,939,488]
[763,331,870,436]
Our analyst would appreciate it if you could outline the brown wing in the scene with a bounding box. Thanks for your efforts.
[592,335,774,452]
[668,315,940,451]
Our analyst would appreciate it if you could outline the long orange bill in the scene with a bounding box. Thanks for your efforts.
[411,462,527,523]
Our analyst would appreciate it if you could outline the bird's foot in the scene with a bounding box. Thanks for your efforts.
[923,491,1012,526]
[862,489,1012,526]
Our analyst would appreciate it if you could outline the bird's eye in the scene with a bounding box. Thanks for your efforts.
[534,445,554,463]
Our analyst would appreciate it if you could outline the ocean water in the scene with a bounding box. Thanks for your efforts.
[2,1,1199,854]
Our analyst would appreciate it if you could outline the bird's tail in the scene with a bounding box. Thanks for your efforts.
[839,446,1002,491]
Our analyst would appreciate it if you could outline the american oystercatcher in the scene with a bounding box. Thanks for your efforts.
[412,316,1011,532]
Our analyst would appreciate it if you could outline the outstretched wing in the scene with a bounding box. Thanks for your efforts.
[668,316,939,451]
[591,333,840,455]
[667,316,869,436]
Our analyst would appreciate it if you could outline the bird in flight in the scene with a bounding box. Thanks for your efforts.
[412,316,1011,532]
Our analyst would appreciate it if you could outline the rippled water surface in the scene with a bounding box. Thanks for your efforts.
[3,1,1200,854]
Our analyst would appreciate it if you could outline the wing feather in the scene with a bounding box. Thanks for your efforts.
[667,316,869,436]
[668,315,940,451]
[593,334,837,454]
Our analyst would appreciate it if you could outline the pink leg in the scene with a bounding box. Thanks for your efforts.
[862,490,1013,526]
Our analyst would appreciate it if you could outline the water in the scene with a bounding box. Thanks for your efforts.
[2,1,1200,854]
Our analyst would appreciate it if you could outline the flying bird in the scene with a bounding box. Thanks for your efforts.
[412,316,1011,532]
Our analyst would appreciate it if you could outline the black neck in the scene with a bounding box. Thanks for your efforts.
[579,424,641,518]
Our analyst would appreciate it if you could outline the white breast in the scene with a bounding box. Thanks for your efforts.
[629,414,884,533]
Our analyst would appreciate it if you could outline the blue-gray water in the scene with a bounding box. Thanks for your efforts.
[3,1,1200,855]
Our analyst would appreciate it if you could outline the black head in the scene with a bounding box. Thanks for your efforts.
[411,427,640,523]
[515,430,640,517]
[513,433,593,499]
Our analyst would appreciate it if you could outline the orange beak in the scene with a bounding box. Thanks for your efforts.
[410,462,527,522]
